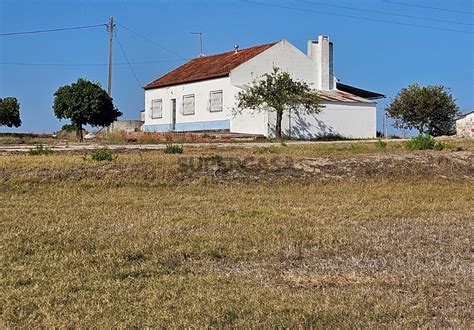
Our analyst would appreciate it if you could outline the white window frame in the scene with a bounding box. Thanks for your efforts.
[209,90,223,112]
[151,99,163,119]
[183,94,195,116]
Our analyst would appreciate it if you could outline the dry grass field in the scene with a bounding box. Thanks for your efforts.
[1,140,473,327]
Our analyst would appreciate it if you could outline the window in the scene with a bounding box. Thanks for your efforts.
[183,94,195,115]
[209,90,223,112]
[151,99,162,119]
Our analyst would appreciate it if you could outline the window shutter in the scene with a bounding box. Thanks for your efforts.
[210,90,223,112]
[151,99,163,118]
[158,100,162,118]
[183,95,195,115]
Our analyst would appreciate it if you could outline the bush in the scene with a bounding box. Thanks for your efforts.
[28,144,53,156]
[164,144,183,154]
[91,150,115,161]
[404,134,446,151]
[375,139,387,150]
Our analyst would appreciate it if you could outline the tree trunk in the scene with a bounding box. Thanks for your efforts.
[275,109,283,141]
[419,123,427,135]
[76,124,83,142]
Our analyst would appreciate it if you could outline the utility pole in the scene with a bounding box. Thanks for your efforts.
[190,32,203,56]
[382,107,386,139]
[107,17,114,96]
[383,99,388,139]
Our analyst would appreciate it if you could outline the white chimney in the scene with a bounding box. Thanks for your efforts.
[307,35,334,90]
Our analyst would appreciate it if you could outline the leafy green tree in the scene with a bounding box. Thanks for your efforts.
[53,78,121,141]
[387,84,460,136]
[0,97,21,128]
[236,67,321,140]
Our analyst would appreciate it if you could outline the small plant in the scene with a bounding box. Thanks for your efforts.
[28,144,53,156]
[91,150,115,161]
[404,134,446,151]
[164,144,183,154]
[375,139,387,150]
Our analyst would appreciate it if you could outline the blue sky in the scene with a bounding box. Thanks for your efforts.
[0,0,473,135]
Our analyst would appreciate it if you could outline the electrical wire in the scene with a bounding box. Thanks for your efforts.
[117,23,186,59]
[384,0,473,15]
[0,23,107,36]
[114,32,143,88]
[241,0,473,34]
[302,0,473,26]
[0,59,187,67]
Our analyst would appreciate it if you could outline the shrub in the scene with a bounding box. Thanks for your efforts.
[28,144,53,156]
[91,150,115,161]
[164,144,183,154]
[405,134,446,150]
[375,139,387,150]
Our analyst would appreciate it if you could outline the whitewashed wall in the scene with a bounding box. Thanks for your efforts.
[456,113,473,138]
[143,77,235,132]
[274,102,377,139]
[231,40,317,87]
[229,40,317,136]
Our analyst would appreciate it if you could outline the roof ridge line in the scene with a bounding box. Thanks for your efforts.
[192,40,280,59]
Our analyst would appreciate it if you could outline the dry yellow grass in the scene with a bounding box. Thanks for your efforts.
[1,141,473,327]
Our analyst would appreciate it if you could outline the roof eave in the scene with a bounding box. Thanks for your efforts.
[144,73,230,90]
[336,82,385,100]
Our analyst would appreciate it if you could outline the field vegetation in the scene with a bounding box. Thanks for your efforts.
[1,140,473,327]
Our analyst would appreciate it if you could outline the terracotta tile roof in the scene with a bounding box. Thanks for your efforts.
[144,42,278,90]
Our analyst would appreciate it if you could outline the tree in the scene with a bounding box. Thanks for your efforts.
[386,83,460,136]
[236,67,322,140]
[0,97,21,128]
[53,78,121,141]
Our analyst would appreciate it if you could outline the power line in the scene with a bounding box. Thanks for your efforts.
[0,59,186,67]
[384,0,473,15]
[114,32,143,88]
[117,23,186,59]
[0,23,107,36]
[241,0,473,34]
[302,0,473,26]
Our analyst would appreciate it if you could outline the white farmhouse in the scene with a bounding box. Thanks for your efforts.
[143,35,384,139]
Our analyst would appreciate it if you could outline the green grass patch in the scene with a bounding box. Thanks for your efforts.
[164,144,183,154]
[28,144,53,156]
[375,139,387,150]
[90,150,116,161]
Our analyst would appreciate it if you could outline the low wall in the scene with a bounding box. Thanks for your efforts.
[108,120,144,133]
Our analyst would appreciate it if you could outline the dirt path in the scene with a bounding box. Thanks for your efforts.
[0,139,408,154]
